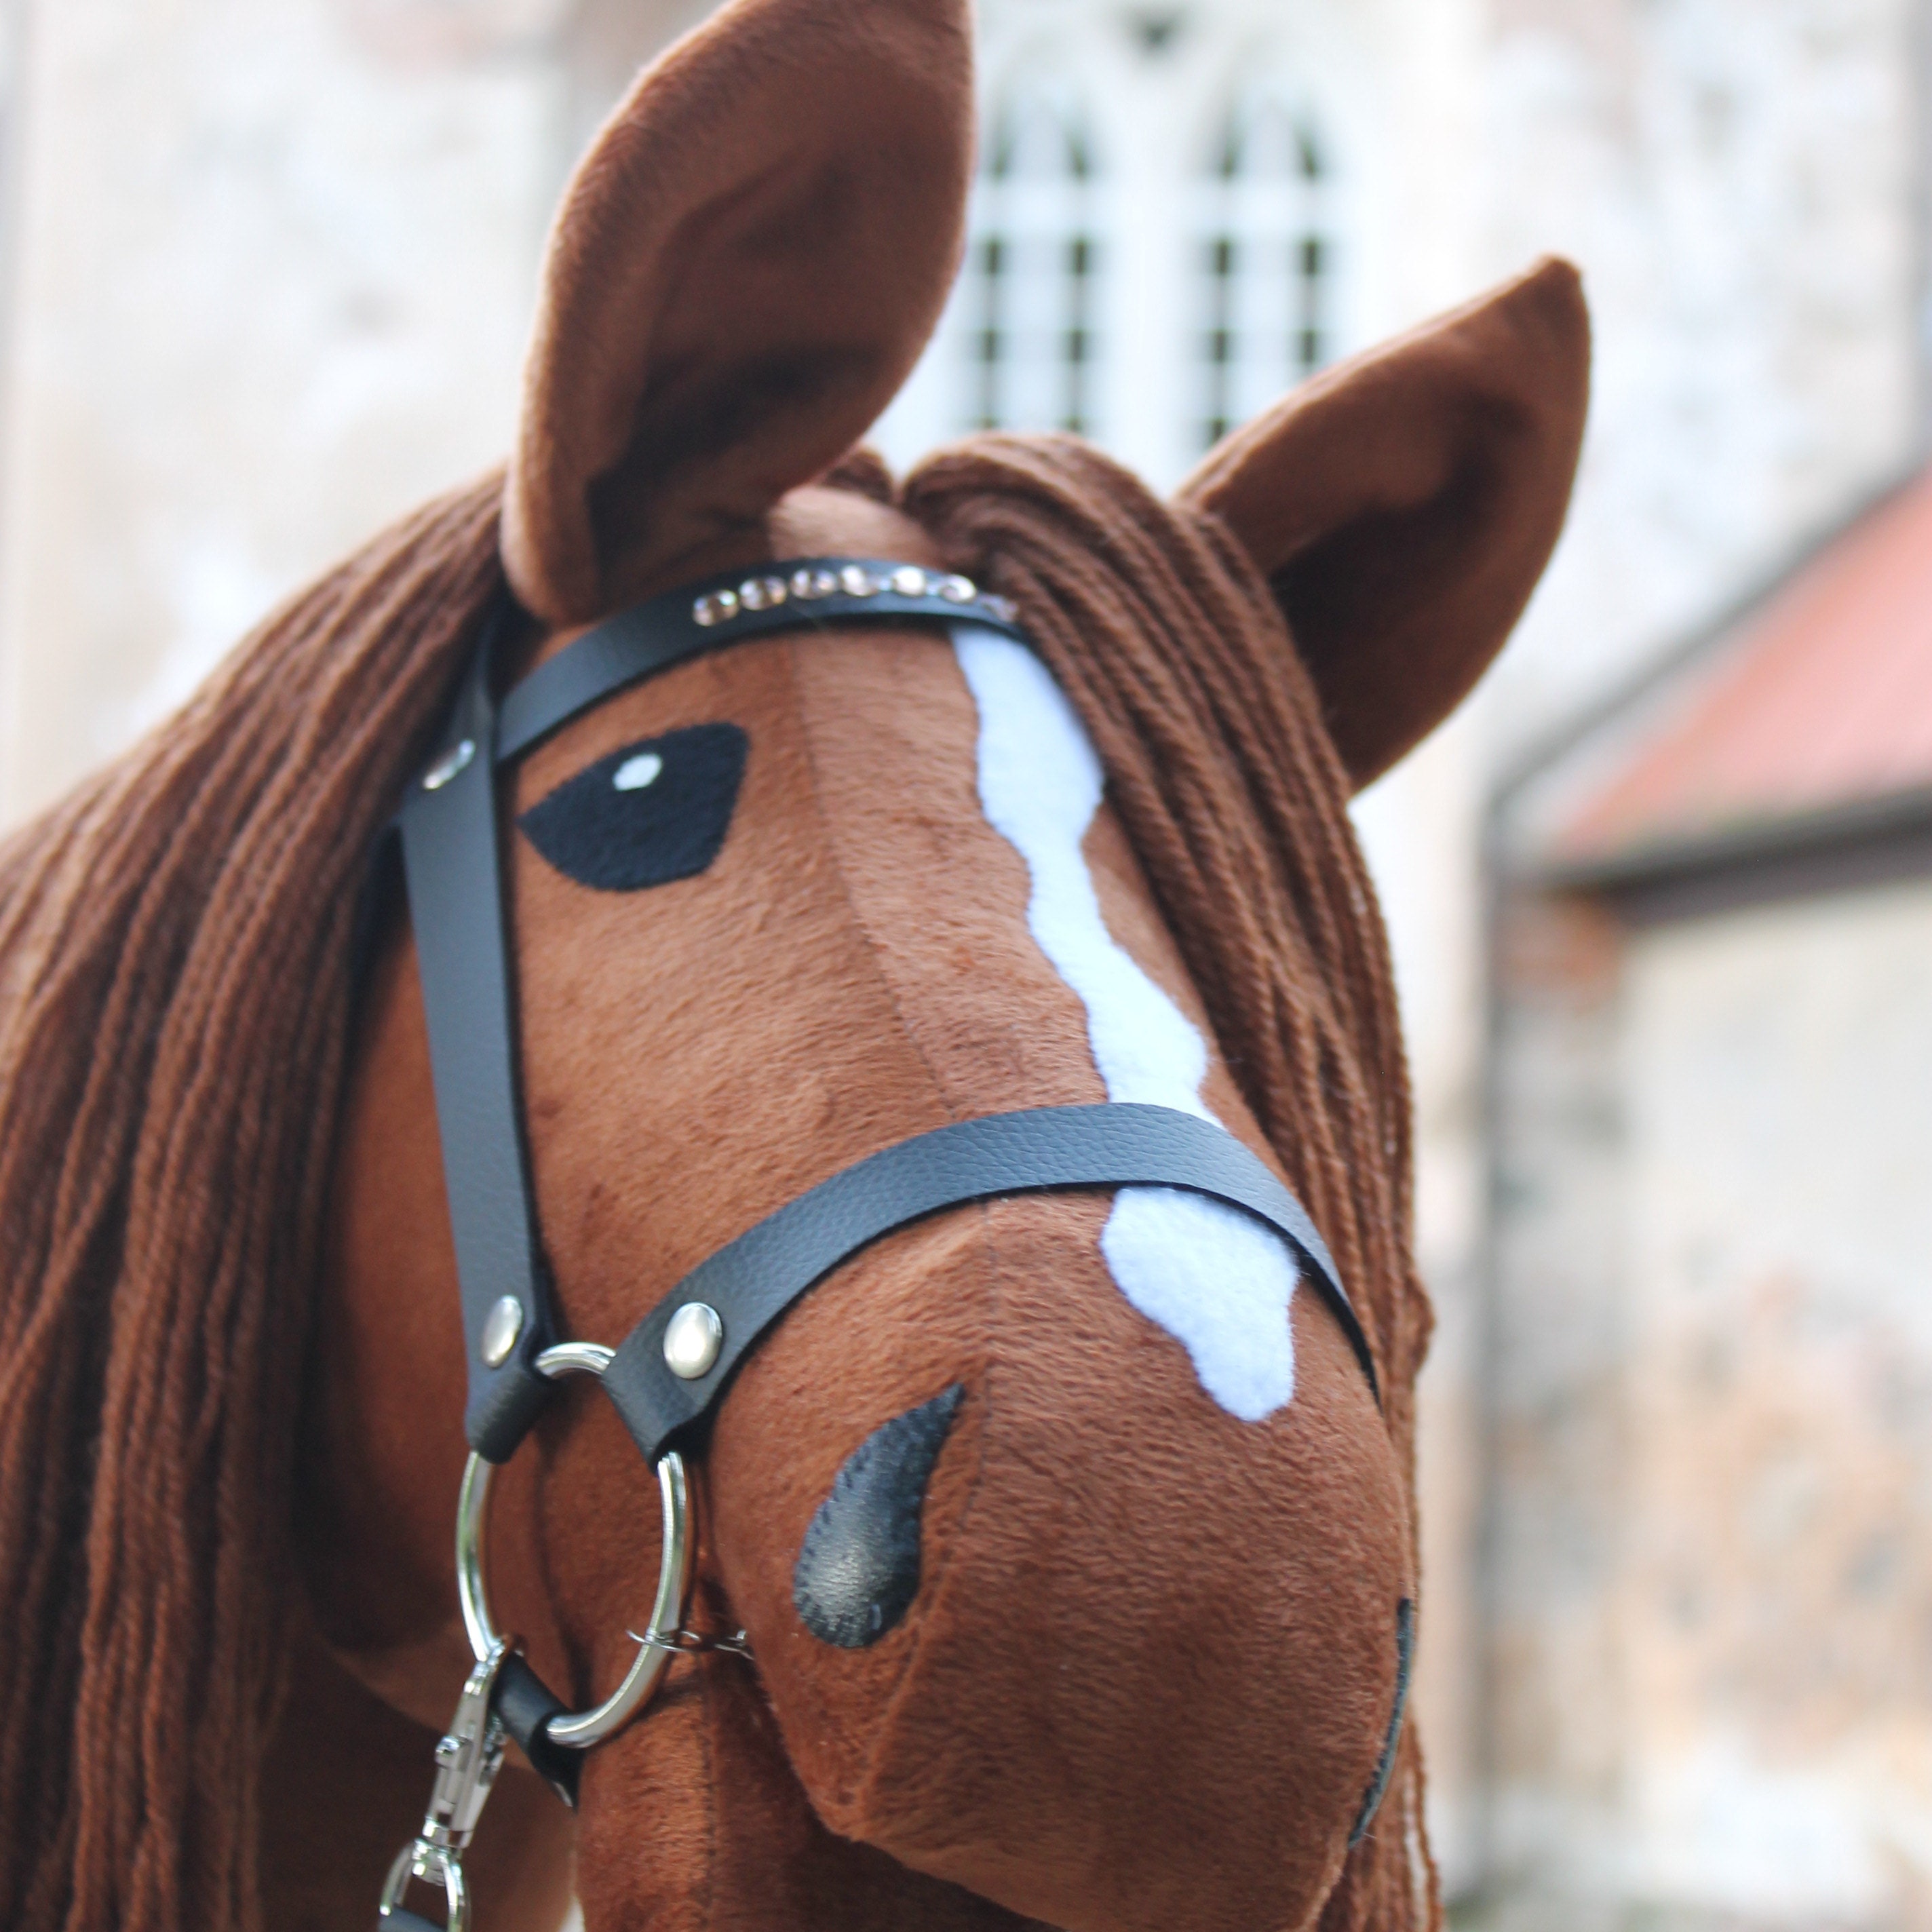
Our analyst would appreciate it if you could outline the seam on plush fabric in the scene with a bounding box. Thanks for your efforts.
[785,631,960,1127]
[843,1197,1003,1827]
[697,1646,720,1931]
[529,1404,586,1707]
[773,629,977,1815]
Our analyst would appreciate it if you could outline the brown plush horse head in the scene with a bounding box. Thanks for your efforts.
[0,2,1586,1930]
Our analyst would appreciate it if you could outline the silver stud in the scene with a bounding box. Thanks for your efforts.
[663,1302,724,1380]
[739,576,775,611]
[693,587,739,627]
[810,568,840,597]
[423,739,476,791]
[790,567,820,599]
[937,574,977,603]
[760,575,788,606]
[889,565,927,596]
[613,752,662,792]
[840,564,879,597]
[480,1294,524,1368]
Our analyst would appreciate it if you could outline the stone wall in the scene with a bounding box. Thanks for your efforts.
[1477,0,1927,758]
[1483,872,1932,1928]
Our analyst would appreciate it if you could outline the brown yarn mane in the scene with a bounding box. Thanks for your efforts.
[0,476,504,1932]
[0,444,1435,1932]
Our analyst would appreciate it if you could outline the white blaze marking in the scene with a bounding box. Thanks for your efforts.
[952,625,1297,1421]
[613,752,663,792]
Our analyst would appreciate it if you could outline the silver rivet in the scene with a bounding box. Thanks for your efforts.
[423,739,476,790]
[760,575,788,606]
[663,1302,724,1380]
[938,574,977,603]
[693,588,739,627]
[840,564,878,597]
[613,752,663,792]
[889,565,927,596]
[480,1294,524,1368]
[790,567,819,599]
[810,568,839,597]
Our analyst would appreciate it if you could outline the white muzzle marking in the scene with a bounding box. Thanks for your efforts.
[953,625,1298,1421]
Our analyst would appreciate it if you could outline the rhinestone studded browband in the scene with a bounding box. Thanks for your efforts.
[478,559,1032,771]
[691,560,1016,631]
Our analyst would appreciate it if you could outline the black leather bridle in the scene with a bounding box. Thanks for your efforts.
[376,557,1378,1929]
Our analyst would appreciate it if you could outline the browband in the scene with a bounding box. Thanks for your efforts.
[398,558,1376,1468]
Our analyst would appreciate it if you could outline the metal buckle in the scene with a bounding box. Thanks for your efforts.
[378,1640,511,1931]
[455,1341,698,1751]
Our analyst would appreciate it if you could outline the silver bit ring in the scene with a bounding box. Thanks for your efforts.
[455,1342,695,1751]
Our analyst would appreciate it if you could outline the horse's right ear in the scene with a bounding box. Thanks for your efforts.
[1178,258,1589,792]
[503,0,975,627]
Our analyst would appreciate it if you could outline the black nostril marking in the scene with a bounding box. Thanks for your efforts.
[1349,1598,1415,1845]
[793,1384,965,1649]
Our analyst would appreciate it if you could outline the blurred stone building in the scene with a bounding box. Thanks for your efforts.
[1487,474,1932,1931]
[0,0,1924,1926]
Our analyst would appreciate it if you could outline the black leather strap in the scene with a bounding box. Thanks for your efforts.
[495,558,1027,764]
[495,1653,581,1807]
[399,617,560,1461]
[603,1102,1376,1465]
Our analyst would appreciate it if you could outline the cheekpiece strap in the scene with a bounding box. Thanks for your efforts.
[400,611,560,1461]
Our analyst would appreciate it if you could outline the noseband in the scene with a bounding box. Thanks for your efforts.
[375,559,1378,1930]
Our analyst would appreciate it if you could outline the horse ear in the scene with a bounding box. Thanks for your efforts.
[503,0,975,625]
[1178,257,1589,792]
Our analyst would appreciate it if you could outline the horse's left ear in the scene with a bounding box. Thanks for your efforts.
[1178,257,1589,791]
[503,0,975,626]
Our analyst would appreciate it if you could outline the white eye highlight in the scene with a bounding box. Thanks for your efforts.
[612,752,663,792]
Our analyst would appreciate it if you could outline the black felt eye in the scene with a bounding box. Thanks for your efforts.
[518,722,749,893]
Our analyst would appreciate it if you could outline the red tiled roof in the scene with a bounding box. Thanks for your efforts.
[1558,469,1932,866]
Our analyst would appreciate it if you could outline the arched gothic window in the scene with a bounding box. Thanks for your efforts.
[1199,88,1335,447]
[965,83,1101,437]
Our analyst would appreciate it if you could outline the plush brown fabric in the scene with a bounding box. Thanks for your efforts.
[500,0,975,626]
[1178,258,1590,790]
